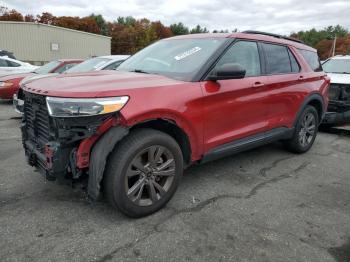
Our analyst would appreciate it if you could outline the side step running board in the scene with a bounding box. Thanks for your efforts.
[201,127,294,163]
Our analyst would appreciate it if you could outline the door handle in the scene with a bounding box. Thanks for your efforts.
[298,75,304,81]
[252,82,264,88]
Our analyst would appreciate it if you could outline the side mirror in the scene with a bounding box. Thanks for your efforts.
[208,63,246,81]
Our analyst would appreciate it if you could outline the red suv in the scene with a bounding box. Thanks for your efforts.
[20,31,329,217]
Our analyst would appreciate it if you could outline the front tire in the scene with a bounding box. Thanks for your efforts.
[104,128,184,218]
[284,105,319,153]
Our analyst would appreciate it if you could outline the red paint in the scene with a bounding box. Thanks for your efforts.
[0,59,83,99]
[23,33,329,167]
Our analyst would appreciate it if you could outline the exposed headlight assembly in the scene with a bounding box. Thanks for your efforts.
[46,96,129,117]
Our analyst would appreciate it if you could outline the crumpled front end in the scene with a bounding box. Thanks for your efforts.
[21,91,128,198]
[323,83,350,125]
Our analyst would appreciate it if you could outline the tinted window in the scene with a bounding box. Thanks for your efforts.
[65,57,111,73]
[262,43,292,74]
[288,49,300,72]
[34,60,61,74]
[54,63,79,73]
[298,49,322,72]
[103,60,124,70]
[5,60,20,67]
[215,41,261,77]
[0,58,7,67]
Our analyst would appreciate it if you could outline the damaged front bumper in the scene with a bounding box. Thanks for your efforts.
[322,83,350,126]
[21,91,129,199]
[323,100,350,126]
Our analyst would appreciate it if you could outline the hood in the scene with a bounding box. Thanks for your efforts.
[0,72,34,81]
[22,70,184,98]
[21,73,59,85]
[327,73,350,85]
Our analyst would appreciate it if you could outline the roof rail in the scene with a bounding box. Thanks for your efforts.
[242,30,305,44]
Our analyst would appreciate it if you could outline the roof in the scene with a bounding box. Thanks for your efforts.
[330,55,350,60]
[99,55,130,60]
[168,32,315,52]
[57,59,84,62]
[0,21,111,39]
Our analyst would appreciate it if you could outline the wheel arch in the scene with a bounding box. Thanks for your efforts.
[294,93,325,126]
[129,118,193,167]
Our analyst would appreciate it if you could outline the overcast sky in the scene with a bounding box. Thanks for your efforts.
[2,0,350,34]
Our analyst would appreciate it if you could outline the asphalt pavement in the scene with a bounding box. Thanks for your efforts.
[0,100,350,262]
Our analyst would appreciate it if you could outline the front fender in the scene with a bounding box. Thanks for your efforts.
[122,110,202,161]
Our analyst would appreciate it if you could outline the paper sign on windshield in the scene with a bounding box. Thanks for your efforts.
[174,47,202,61]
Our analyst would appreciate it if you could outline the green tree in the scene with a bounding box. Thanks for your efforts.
[117,16,136,26]
[290,25,349,47]
[90,14,108,35]
[190,25,209,34]
[169,22,189,35]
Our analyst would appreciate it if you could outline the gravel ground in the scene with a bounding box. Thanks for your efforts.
[0,100,350,262]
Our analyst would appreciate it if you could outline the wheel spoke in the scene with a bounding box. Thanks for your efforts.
[307,125,315,134]
[305,114,313,126]
[126,169,141,177]
[157,159,174,171]
[148,146,157,167]
[133,182,145,204]
[148,181,158,202]
[152,180,166,196]
[153,168,175,177]
[127,177,146,197]
[154,146,164,164]
[132,157,147,173]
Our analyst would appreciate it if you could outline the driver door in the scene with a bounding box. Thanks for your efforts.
[201,40,270,152]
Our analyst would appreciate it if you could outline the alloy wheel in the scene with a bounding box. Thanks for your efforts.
[298,112,316,147]
[125,145,176,206]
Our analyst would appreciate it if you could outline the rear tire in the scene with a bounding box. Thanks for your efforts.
[284,105,319,153]
[104,128,183,218]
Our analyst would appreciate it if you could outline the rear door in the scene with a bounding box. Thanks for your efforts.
[259,42,304,129]
[201,40,270,152]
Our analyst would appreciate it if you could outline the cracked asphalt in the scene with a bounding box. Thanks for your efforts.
[1,100,350,262]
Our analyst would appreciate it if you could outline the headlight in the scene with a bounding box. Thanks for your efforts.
[0,81,13,88]
[46,96,129,117]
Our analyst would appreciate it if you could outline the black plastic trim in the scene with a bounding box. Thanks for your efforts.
[201,127,294,163]
[293,93,325,125]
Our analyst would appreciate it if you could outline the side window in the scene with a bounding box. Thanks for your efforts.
[103,60,123,70]
[6,60,20,67]
[298,49,322,72]
[0,58,7,67]
[262,43,292,74]
[215,41,261,77]
[54,63,78,73]
[288,49,300,73]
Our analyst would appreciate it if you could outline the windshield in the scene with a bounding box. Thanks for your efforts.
[65,57,111,73]
[323,59,350,74]
[34,61,60,74]
[117,38,227,81]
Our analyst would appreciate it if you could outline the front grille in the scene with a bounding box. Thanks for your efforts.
[24,92,50,148]
[329,84,350,101]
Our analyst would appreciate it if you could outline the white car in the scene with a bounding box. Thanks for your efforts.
[64,55,130,74]
[322,55,350,126]
[0,56,38,77]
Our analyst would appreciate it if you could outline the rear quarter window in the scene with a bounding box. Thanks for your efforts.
[261,43,294,74]
[298,49,322,72]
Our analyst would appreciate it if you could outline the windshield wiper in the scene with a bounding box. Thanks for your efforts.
[129,69,150,74]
